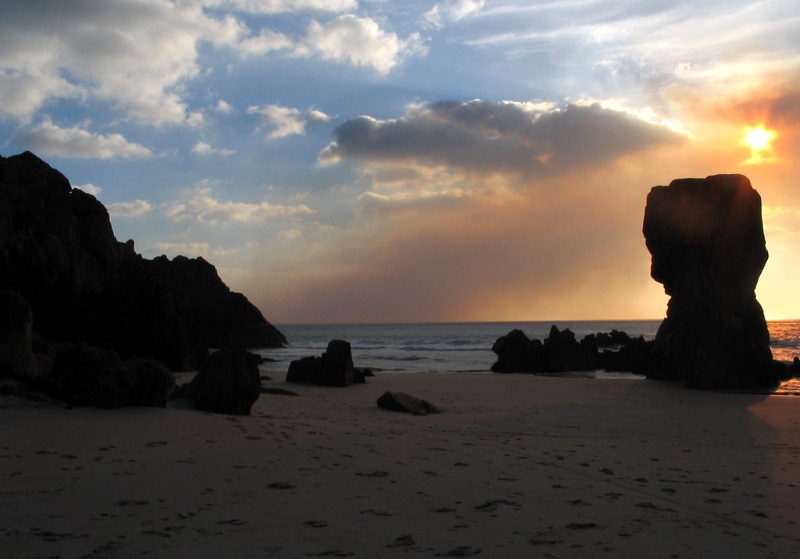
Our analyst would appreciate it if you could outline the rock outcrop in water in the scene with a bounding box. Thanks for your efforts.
[287,339,370,386]
[643,174,777,390]
[0,151,287,371]
[491,325,652,374]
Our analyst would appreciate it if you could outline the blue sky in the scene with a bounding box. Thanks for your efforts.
[2,0,799,323]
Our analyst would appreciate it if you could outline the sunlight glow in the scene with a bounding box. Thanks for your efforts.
[743,126,776,151]
[741,126,778,165]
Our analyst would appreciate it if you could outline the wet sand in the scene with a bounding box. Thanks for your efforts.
[1,371,799,558]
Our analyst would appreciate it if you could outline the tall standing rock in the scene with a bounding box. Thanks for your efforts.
[643,174,777,390]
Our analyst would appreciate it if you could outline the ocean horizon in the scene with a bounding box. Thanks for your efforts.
[257,319,800,377]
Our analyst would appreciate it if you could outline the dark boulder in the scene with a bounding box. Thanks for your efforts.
[42,343,174,408]
[377,391,442,415]
[287,340,356,386]
[490,329,542,373]
[186,346,261,415]
[643,174,776,390]
[0,291,38,380]
[0,151,286,370]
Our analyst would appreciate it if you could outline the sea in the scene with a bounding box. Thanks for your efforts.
[258,319,800,382]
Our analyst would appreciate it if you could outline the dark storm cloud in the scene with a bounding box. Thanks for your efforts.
[321,100,687,177]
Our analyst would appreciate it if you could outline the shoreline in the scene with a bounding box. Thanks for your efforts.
[2,370,799,558]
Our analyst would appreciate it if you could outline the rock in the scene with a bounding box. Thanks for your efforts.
[490,329,542,373]
[542,325,598,372]
[42,343,174,408]
[491,326,599,373]
[643,174,777,390]
[377,391,442,415]
[0,291,38,380]
[287,340,356,386]
[492,326,653,374]
[286,355,323,385]
[0,151,286,370]
[187,346,261,415]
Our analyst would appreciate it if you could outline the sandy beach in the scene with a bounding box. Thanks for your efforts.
[1,370,798,558]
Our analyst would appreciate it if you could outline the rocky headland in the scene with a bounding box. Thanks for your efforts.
[0,151,286,409]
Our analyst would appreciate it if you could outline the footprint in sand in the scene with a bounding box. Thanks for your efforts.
[386,534,416,548]
[435,545,482,556]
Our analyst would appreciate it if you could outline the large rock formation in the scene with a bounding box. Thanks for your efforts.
[643,174,777,390]
[0,151,287,370]
[42,343,174,408]
[0,291,37,380]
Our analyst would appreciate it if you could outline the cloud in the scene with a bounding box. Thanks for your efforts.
[0,0,238,126]
[320,99,687,179]
[189,0,356,14]
[0,2,427,129]
[296,15,428,74]
[107,199,153,217]
[12,118,153,159]
[248,104,332,138]
[0,70,82,123]
[463,2,800,101]
[214,100,234,114]
[425,0,485,29]
[236,29,294,56]
[192,140,235,156]
[165,186,316,224]
[72,183,102,196]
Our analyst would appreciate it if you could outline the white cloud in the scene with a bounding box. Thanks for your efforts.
[425,0,485,29]
[165,186,316,224]
[193,140,235,156]
[187,0,357,14]
[0,0,229,126]
[248,104,332,138]
[214,100,234,114]
[297,15,428,74]
[13,118,153,159]
[237,29,293,55]
[0,70,82,123]
[72,183,102,196]
[107,199,153,217]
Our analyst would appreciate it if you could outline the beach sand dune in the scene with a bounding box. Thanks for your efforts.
[2,372,798,558]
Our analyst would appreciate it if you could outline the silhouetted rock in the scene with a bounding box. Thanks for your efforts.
[42,343,174,408]
[643,174,777,390]
[377,391,442,415]
[186,346,261,415]
[492,325,653,374]
[0,151,287,370]
[0,291,38,380]
[542,325,598,372]
[598,335,654,374]
[287,339,356,386]
[490,329,542,373]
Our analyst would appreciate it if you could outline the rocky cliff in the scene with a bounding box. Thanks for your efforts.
[643,174,776,390]
[0,151,286,371]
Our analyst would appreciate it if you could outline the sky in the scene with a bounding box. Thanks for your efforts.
[1,0,799,324]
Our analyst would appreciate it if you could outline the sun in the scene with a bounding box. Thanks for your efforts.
[743,126,776,151]
[741,125,778,165]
